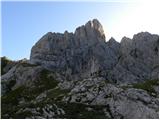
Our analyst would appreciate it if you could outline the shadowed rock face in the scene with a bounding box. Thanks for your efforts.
[108,32,159,84]
[30,19,159,84]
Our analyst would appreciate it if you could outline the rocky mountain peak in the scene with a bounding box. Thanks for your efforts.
[132,32,159,46]
[133,32,154,39]
[74,19,105,46]
[106,37,120,55]
[121,36,132,43]
[108,37,118,45]
[1,19,159,119]
[30,19,158,84]
[85,19,105,37]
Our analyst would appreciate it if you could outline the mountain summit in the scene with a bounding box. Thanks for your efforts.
[30,19,158,84]
[1,19,159,119]
[75,19,105,44]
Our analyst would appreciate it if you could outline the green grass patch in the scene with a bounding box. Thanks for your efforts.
[21,69,59,98]
[1,85,28,118]
[20,62,38,67]
[1,56,11,75]
[1,80,16,94]
[34,69,58,91]
[133,79,159,95]
[13,111,33,119]
[57,102,108,119]
[47,88,70,101]
[1,86,26,105]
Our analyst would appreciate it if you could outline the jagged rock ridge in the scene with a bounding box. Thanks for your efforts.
[1,19,159,119]
[30,19,159,84]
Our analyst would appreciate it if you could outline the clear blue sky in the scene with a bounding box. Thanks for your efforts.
[1,1,159,60]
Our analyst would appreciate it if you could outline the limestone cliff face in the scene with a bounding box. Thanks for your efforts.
[30,19,118,79]
[1,19,159,119]
[74,19,105,46]
[30,19,159,84]
[108,32,159,84]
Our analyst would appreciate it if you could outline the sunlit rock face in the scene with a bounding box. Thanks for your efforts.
[30,19,159,84]
[74,19,105,46]
[30,19,120,80]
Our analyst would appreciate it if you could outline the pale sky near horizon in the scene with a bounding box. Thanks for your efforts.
[1,0,160,60]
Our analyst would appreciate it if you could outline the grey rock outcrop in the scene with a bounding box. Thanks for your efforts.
[108,32,159,84]
[74,19,105,46]
[1,57,17,75]
[1,19,159,119]
[1,62,43,94]
[30,19,158,84]
[30,19,120,81]
[62,77,158,118]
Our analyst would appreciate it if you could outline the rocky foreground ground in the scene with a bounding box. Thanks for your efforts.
[1,19,159,119]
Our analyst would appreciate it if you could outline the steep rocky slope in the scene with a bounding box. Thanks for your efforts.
[1,19,159,119]
[30,19,158,84]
